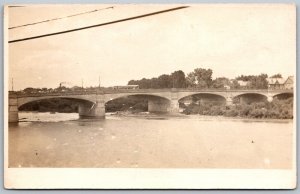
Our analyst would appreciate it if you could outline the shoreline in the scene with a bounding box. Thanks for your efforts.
[106,111,292,122]
[17,111,293,123]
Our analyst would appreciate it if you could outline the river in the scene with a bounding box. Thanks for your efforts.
[9,112,293,169]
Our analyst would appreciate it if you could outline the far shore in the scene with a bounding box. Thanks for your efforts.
[106,111,293,122]
[18,111,293,122]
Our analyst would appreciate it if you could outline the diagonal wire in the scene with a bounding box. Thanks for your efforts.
[8,6,26,8]
[8,6,189,44]
[9,6,114,29]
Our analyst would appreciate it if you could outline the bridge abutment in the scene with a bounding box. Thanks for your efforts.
[9,97,19,123]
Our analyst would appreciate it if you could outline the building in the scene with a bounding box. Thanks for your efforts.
[284,76,294,89]
[267,76,294,90]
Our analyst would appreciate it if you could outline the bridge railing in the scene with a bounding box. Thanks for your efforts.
[9,88,293,98]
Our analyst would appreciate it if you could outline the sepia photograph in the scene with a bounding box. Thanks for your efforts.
[4,3,296,189]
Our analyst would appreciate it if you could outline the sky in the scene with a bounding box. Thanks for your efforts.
[7,4,295,90]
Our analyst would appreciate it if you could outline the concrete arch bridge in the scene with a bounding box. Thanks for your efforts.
[8,88,293,122]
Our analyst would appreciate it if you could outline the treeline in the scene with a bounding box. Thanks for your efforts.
[15,69,282,94]
[17,86,99,95]
[129,68,279,89]
[182,98,293,119]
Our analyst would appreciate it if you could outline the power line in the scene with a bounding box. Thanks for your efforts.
[9,6,114,29]
[8,6,189,44]
[8,6,26,8]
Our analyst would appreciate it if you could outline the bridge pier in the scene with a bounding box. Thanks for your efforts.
[267,96,273,102]
[226,97,233,106]
[9,95,19,123]
[148,99,179,113]
[148,99,169,113]
[169,100,180,113]
[78,101,105,119]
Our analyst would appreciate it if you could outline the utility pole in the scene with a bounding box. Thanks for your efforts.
[81,79,83,89]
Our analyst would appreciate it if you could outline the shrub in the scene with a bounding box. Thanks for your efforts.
[181,97,293,119]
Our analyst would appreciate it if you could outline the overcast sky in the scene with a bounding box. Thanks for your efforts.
[7,4,295,90]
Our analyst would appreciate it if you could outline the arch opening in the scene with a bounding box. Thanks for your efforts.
[179,93,226,107]
[233,93,267,104]
[18,97,94,113]
[273,93,293,100]
[178,93,227,115]
[105,94,171,113]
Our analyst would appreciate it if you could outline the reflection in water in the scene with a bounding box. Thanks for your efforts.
[9,112,293,169]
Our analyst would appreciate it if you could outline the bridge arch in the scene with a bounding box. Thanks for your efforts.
[272,92,293,100]
[178,93,227,105]
[105,94,172,113]
[104,93,171,103]
[17,96,96,109]
[233,93,268,104]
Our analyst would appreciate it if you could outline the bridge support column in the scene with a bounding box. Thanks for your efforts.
[9,97,19,123]
[267,96,273,102]
[148,99,169,113]
[226,97,233,106]
[169,100,179,113]
[78,101,105,119]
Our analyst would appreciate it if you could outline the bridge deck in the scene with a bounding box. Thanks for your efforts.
[9,88,293,98]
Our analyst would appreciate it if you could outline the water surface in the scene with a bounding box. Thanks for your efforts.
[9,112,293,168]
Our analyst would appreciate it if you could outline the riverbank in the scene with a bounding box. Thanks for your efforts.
[107,112,292,123]
[18,109,293,123]
[181,98,293,119]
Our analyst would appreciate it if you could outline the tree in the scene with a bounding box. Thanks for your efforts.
[236,74,268,89]
[23,87,35,94]
[150,77,160,88]
[270,74,282,78]
[186,72,196,87]
[229,79,240,89]
[171,70,186,88]
[158,74,172,88]
[236,75,255,81]
[212,77,230,89]
[128,80,138,85]
[193,68,213,88]
[248,74,268,89]
[42,87,48,93]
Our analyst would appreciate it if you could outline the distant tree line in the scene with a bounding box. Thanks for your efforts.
[128,68,278,90]
[16,68,282,94]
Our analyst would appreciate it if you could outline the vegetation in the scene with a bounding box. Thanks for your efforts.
[128,68,273,90]
[19,99,79,113]
[105,97,148,113]
[15,68,286,94]
[16,67,292,119]
[270,74,283,78]
[181,97,293,119]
